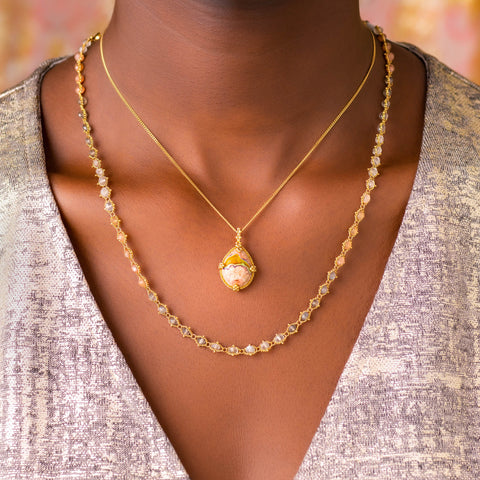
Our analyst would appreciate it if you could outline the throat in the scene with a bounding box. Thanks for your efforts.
[102,0,369,136]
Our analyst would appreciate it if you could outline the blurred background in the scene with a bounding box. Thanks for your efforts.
[1,0,480,91]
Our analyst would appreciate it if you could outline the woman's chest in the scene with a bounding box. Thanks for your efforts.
[47,161,415,479]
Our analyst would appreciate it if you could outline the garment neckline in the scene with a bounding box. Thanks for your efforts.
[28,45,431,479]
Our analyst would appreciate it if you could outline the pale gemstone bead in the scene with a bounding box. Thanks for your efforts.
[362,193,371,204]
[329,272,337,281]
[117,233,126,242]
[320,285,328,295]
[369,167,379,177]
[350,225,358,236]
[343,240,352,251]
[228,346,239,355]
[336,256,345,267]
[259,341,270,351]
[100,187,110,198]
[98,176,108,186]
[168,316,178,325]
[197,337,207,346]
[245,345,256,354]
[159,305,167,315]
[376,134,384,144]
[311,299,320,308]
[301,312,309,322]
[138,279,146,288]
[288,324,297,333]
[371,156,381,167]
[273,334,285,344]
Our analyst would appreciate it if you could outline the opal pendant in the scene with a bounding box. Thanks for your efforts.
[218,230,256,291]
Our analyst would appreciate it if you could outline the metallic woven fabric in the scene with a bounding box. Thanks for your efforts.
[0,50,479,479]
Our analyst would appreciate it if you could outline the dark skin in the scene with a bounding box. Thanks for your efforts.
[41,1,426,478]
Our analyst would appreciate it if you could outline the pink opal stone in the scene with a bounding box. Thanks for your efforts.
[219,246,255,290]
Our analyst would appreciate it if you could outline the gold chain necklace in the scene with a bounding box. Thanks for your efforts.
[74,25,394,356]
[97,31,376,291]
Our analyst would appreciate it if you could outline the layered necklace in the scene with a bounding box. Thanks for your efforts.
[74,25,394,356]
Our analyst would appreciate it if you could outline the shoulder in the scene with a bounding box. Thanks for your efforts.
[399,46,480,197]
[0,59,66,240]
[0,60,67,204]
[395,47,480,251]
[413,47,480,157]
[0,59,66,180]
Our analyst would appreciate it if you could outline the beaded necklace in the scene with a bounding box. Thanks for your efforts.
[74,25,394,356]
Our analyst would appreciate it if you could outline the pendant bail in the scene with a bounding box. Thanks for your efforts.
[235,228,242,247]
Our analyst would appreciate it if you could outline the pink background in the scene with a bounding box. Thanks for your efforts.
[1,0,480,91]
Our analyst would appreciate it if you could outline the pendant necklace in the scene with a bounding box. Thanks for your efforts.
[94,29,377,291]
[74,25,394,355]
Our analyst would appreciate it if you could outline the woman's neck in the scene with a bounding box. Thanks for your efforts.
[103,0,370,136]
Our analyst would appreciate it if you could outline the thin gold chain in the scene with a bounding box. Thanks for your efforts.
[75,26,394,355]
[99,31,376,235]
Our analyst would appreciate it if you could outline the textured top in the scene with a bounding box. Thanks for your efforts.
[0,49,480,479]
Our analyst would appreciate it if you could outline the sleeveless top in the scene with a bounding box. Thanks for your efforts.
[0,48,479,479]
